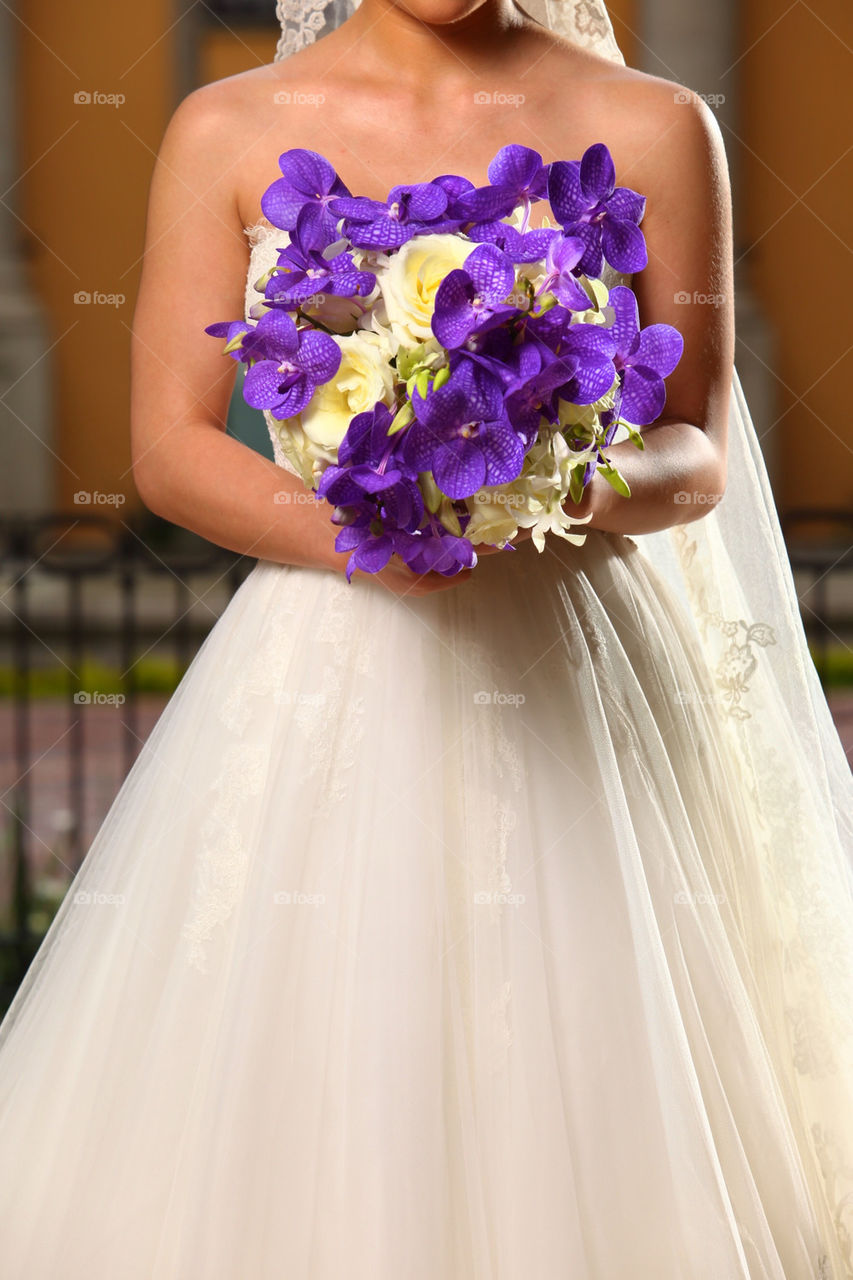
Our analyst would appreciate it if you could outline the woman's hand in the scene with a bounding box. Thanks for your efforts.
[470,524,535,557]
[343,521,537,594]
[366,559,474,597]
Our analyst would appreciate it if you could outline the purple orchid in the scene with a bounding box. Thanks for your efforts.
[203,318,254,357]
[394,523,477,576]
[317,403,421,512]
[404,361,526,499]
[264,204,376,311]
[504,319,618,439]
[316,403,425,581]
[328,182,459,251]
[452,144,550,224]
[315,402,475,581]
[204,140,684,576]
[236,310,341,418]
[432,243,518,349]
[261,148,351,240]
[538,234,592,311]
[329,511,398,580]
[606,285,684,424]
[465,219,559,264]
[548,143,647,276]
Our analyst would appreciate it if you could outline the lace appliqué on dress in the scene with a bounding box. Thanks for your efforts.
[449,634,526,1073]
[812,1124,853,1278]
[181,585,306,972]
[182,742,268,973]
[290,576,371,816]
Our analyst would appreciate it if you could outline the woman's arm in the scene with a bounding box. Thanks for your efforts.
[130,84,341,571]
[130,82,468,595]
[578,87,735,535]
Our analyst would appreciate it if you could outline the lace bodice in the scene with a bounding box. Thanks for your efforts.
[242,217,632,477]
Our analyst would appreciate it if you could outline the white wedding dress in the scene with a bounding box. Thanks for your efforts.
[1,217,853,1280]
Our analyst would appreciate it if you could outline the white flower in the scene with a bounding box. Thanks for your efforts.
[299,331,396,451]
[268,414,335,490]
[300,291,369,335]
[464,427,593,552]
[379,233,475,346]
[465,490,524,547]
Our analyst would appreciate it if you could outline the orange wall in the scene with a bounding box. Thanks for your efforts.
[15,0,851,515]
[18,0,176,511]
[738,0,853,511]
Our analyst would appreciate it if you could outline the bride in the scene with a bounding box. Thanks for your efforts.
[1,0,852,1275]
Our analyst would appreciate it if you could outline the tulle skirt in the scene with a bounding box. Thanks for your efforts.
[1,528,852,1279]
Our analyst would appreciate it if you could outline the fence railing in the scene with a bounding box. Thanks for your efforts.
[780,509,853,688]
[0,513,253,1012]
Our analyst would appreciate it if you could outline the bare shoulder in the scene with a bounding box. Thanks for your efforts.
[155,51,332,224]
[158,65,279,161]
[606,70,731,223]
[612,69,728,173]
[153,71,265,208]
[588,60,728,192]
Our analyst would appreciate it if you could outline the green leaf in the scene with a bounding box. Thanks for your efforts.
[598,463,631,498]
[222,332,246,355]
[388,400,415,436]
[438,500,462,536]
[419,471,442,514]
[622,422,645,450]
[568,465,586,506]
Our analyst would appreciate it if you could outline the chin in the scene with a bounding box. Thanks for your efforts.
[389,0,492,24]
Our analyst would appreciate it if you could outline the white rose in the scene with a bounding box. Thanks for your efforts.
[299,331,396,451]
[464,492,521,547]
[379,233,475,346]
[267,413,334,489]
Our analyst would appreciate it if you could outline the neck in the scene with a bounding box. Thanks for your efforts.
[343,0,531,82]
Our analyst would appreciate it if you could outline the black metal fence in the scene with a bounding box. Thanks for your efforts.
[781,509,853,688]
[0,513,253,1013]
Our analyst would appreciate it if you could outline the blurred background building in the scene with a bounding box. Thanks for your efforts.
[3,0,852,515]
[0,0,851,1008]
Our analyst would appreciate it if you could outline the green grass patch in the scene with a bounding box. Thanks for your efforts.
[806,644,853,687]
[0,656,187,699]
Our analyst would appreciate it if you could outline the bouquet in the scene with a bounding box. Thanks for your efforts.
[206,143,684,580]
